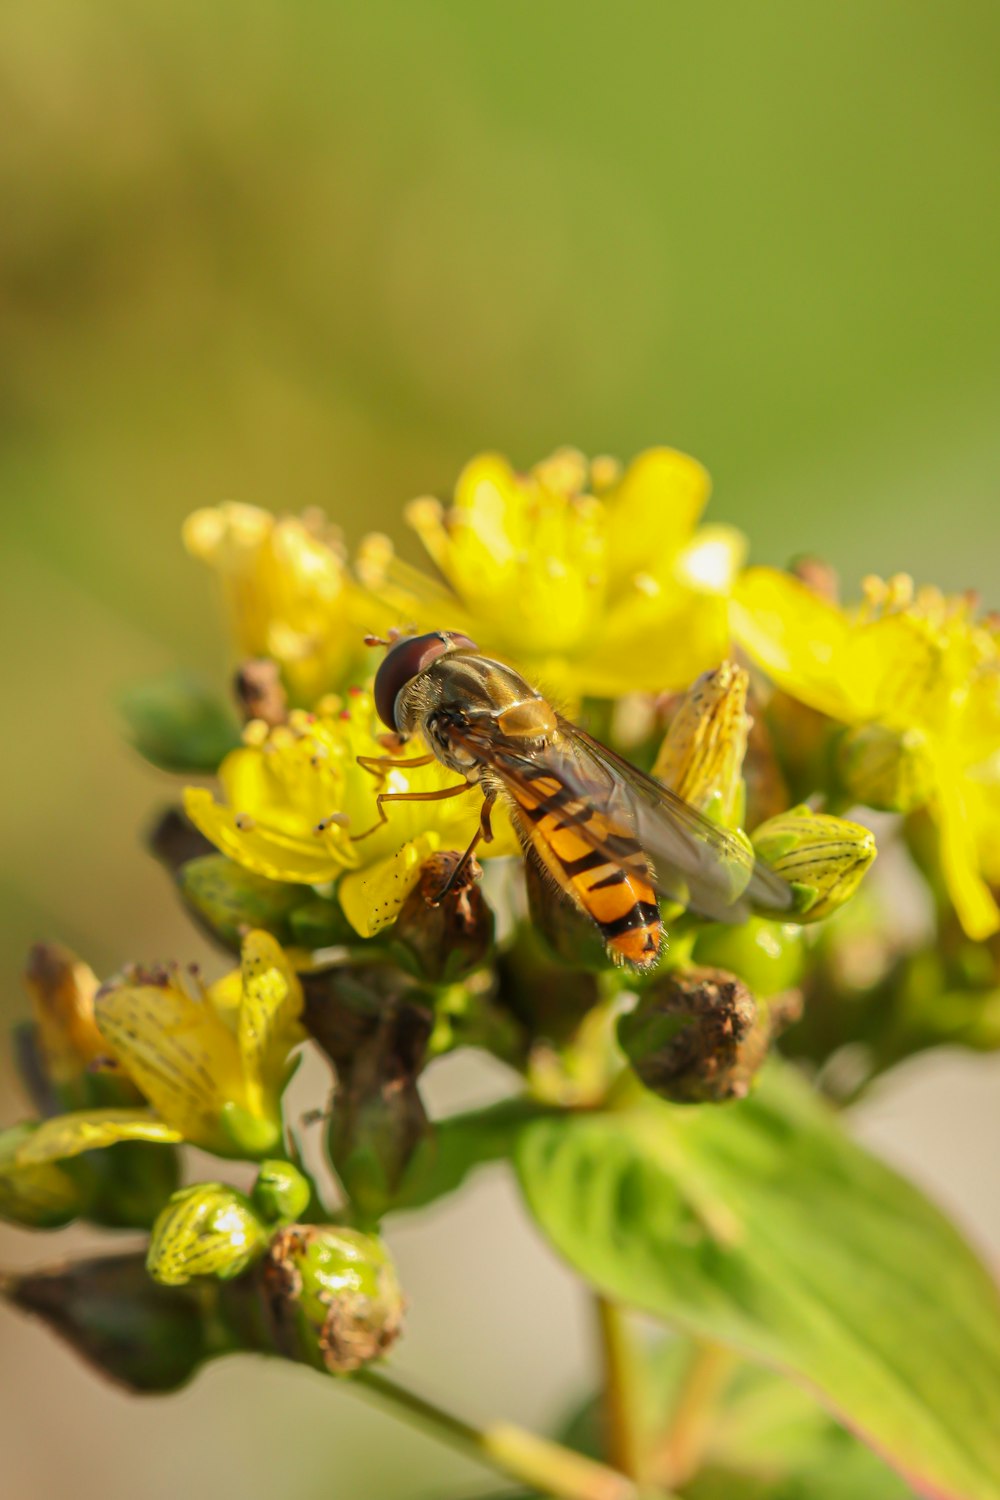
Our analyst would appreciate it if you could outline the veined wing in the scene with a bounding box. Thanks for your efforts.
[446,713,793,923]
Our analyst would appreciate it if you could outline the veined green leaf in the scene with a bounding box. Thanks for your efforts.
[515,1061,1000,1500]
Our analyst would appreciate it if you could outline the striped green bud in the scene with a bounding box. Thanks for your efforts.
[147,1183,269,1287]
[653,662,750,827]
[752,806,877,922]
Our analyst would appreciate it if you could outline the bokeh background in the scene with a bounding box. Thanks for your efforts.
[2,4,999,1496]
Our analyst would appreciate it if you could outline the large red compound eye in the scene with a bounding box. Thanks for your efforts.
[372,631,479,730]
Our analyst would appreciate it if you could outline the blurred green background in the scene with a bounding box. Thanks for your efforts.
[2,4,999,1497]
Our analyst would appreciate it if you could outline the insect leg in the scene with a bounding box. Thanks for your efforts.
[350,781,474,842]
[356,752,436,789]
[432,790,498,904]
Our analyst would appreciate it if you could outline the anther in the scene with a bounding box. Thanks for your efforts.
[314,813,350,834]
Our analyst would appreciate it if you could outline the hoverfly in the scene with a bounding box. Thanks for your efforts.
[358,631,793,968]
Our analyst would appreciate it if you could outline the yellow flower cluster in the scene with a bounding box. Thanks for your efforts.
[184,502,369,704]
[733,569,1000,939]
[0,931,305,1219]
[184,692,515,938]
[179,446,1000,944]
[357,447,744,702]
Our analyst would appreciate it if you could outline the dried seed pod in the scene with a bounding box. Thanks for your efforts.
[619,966,763,1103]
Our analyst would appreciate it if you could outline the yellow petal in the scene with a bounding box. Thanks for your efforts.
[934,776,1000,940]
[606,447,711,589]
[732,568,865,722]
[95,981,244,1151]
[674,524,747,594]
[339,833,442,938]
[15,1109,182,1165]
[576,591,732,696]
[236,931,304,1109]
[184,786,351,884]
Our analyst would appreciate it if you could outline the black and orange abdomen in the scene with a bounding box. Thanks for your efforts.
[509,771,661,968]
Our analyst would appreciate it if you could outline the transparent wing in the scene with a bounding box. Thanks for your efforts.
[447,713,793,923]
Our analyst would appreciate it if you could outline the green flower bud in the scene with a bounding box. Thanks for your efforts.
[693,918,805,998]
[751,806,877,922]
[252,1160,312,1224]
[390,850,494,983]
[147,1183,269,1287]
[0,1124,85,1229]
[837,724,934,815]
[120,670,241,774]
[263,1224,404,1374]
[653,662,749,828]
[287,895,355,950]
[178,854,304,950]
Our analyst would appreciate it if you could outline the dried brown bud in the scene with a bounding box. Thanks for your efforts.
[391,850,494,983]
[234,658,288,727]
[619,966,768,1103]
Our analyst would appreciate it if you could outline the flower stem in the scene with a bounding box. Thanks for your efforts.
[650,1338,734,1487]
[353,1367,662,1500]
[593,1294,645,1479]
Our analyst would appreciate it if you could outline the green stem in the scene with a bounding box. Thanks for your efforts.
[594,1294,645,1480]
[650,1339,734,1488]
[353,1367,659,1500]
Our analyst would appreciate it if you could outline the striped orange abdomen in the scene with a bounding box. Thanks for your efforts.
[510,771,661,969]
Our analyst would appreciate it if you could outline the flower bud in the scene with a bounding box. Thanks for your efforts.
[653,662,749,827]
[178,854,304,950]
[390,850,494,983]
[836,724,934,815]
[693,918,805,998]
[0,1124,85,1228]
[22,942,110,1102]
[147,1183,269,1287]
[618,966,761,1103]
[234,658,288,728]
[751,806,877,922]
[252,1160,312,1224]
[263,1224,404,1373]
[120,670,241,774]
[324,994,433,1223]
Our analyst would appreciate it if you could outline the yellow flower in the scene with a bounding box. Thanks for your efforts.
[22,941,111,1097]
[356,447,746,701]
[93,931,305,1157]
[733,568,1000,939]
[183,502,368,704]
[184,693,515,938]
[0,1112,180,1228]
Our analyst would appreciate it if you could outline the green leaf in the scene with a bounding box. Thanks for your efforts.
[515,1062,1000,1500]
[390,1096,551,1215]
[120,671,241,773]
[560,1338,911,1499]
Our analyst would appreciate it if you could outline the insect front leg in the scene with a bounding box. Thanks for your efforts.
[356,750,436,791]
[350,780,475,842]
[431,790,498,904]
